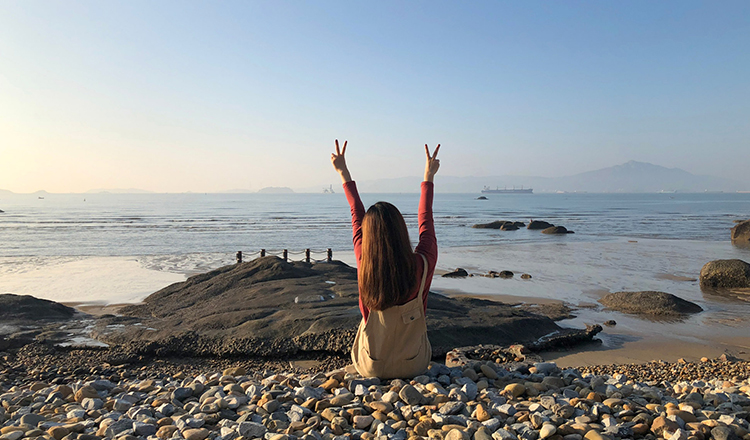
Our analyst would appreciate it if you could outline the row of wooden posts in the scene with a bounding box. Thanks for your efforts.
[235,249,333,264]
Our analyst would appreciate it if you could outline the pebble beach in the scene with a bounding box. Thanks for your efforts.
[1,350,749,440]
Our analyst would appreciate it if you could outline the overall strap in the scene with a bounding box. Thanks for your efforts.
[416,253,429,305]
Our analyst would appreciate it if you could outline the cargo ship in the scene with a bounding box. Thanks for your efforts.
[481,186,533,194]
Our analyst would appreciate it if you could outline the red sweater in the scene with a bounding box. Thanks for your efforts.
[344,181,438,322]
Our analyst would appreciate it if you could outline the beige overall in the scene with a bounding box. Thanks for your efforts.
[351,254,432,379]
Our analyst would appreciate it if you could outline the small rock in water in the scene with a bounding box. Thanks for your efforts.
[443,268,469,278]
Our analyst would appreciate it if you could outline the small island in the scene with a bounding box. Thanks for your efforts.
[258,186,295,194]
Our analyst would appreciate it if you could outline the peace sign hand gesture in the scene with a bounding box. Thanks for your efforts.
[331,139,353,183]
[424,144,441,182]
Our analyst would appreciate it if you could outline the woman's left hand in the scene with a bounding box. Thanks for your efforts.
[424,144,440,182]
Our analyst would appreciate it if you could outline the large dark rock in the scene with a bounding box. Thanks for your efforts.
[731,220,750,246]
[541,226,574,234]
[112,256,564,358]
[443,268,469,278]
[599,291,703,317]
[472,220,512,229]
[472,220,524,230]
[527,220,554,230]
[699,259,750,289]
[0,294,77,322]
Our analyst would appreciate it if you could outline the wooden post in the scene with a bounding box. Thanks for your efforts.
[283,249,288,261]
[305,249,310,263]
[261,249,265,257]
[236,251,242,264]
[327,248,332,262]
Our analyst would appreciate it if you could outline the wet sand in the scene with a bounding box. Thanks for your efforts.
[542,334,750,367]
[439,288,750,367]
[64,302,129,316]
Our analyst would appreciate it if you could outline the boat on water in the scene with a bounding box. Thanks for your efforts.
[481,186,533,194]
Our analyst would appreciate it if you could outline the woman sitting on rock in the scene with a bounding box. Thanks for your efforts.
[331,140,440,379]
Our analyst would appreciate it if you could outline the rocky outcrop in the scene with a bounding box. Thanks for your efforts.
[541,226,574,234]
[599,291,703,317]
[0,294,80,351]
[731,220,750,246]
[699,259,750,289]
[527,220,554,230]
[0,293,77,322]
[111,257,566,358]
[500,223,519,231]
[442,268,469,278]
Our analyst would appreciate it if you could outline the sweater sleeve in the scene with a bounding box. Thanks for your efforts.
[414,181,437,313]
[343,181,368,321]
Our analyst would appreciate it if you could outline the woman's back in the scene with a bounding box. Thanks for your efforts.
[331,140,441,379]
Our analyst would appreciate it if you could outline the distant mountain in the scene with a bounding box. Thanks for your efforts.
[258,186,295,194]
[549,161,740,193]
[299,161,744,193]
[0,189,14,195]
[86,188,154,194]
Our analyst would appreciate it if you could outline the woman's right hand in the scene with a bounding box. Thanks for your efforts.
[424,144,440,182]
[331,139,352,183]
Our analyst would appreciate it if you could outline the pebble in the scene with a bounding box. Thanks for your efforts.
[504,383,526,398]
[540,424,557,439]
[0,356,748,440]
[398,384,423,405]
[481,364,499,380]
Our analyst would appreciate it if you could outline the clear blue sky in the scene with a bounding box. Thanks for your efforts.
[1,1,748,192]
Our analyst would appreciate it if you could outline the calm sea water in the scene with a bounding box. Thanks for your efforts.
[1,192,749,257]
[2,191,750,352]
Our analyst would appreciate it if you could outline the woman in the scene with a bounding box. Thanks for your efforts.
[331,140,440,379]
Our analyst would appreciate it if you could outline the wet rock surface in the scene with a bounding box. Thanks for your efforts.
[527,221,554,230]
[444,269,470,278]
[541,226,574,235]
[0,294,76,323]
[598,292,702,318]
[700,260,750,290]
[731,220,750,246]
[472,221,525,230]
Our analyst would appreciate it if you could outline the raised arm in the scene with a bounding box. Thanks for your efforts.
[332,140,365,262]
[415,144,439,266]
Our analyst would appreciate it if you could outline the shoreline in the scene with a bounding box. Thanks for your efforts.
[2,238,750,368]
[439,288,750,367]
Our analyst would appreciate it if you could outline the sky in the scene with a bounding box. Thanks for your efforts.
[1,1,749,193]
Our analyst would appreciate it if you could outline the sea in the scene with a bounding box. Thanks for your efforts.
[1,191,750,354]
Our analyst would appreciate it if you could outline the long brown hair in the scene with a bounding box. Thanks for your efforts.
[359,202,417,311]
